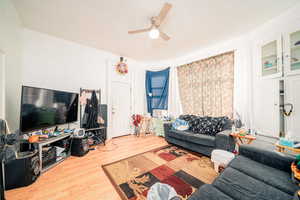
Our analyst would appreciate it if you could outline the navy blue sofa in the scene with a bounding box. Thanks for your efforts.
[163,123,235,156]
[188,145,298,200]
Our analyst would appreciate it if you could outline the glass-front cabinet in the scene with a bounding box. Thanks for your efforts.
[285,30,300,75]
[260,38,282,78]
[259,28,300,78]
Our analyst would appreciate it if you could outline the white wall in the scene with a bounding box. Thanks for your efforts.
[21,29,146,136]
[23,28,111,102]
[0,0,23,130]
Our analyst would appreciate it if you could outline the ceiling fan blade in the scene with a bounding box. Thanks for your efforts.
[128,27,151,34]
[157,3,172,25]
[160,31,170,41]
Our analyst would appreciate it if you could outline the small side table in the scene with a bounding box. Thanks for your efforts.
[230,133,256,146]
[275,142,300,153]
[139,116,154,136]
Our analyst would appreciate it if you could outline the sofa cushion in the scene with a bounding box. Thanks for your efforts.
[169,129,215,147]
[179,115,230,136]
[188,184,234,200]
[213,167,293,200]
[229,155,298,195]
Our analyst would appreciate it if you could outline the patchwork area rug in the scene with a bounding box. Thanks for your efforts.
[102,146,218,200]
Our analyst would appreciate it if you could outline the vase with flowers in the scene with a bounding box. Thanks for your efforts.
[132,114,142,136]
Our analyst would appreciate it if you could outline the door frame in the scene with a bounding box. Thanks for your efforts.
[0,50,5,119]
[106,59,133,139]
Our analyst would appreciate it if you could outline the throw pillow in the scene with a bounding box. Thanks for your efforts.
[172,118,189,131]
[179,115,230,136]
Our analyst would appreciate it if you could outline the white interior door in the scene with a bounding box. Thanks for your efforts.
[252,79,280,138]
[0,52,5,119]
[285,76,300,141]
[111,82,132,137]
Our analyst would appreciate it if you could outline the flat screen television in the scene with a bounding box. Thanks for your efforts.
[20,86,79,133]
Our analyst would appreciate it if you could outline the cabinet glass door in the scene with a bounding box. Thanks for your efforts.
[261,40,280,77]
[290,30,300,71]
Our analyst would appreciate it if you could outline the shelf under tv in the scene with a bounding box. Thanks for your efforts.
[37,133,72,173]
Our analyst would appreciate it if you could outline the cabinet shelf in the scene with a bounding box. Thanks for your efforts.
[263,66,277,71]
[262,54,277,59]
[291,61,300,65]
[291,45,300,51]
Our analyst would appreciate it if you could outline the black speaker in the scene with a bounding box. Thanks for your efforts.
[71,137,89,157]
[4,151,40,190]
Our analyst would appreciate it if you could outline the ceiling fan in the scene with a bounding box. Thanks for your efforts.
[128,3,172,41]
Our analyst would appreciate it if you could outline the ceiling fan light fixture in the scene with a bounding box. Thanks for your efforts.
[148,28,160,39]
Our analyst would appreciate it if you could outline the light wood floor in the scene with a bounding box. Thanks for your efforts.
[6,135,168,200]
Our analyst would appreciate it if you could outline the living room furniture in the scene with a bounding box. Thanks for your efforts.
[254,28,300,140]
[211,149,235,173]
[163,123,235,156]
[230,132,256,146]
[275,142,300,153]
[260,28,300,79]
[37,133,72,173]
[139,116,153,135]
[188,145,298,200]
[5,150,40,190]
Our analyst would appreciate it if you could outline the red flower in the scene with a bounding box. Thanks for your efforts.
[132,114,142,127]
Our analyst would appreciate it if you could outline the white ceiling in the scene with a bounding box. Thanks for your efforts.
[12,0,298,62]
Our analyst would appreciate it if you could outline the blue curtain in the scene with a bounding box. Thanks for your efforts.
[146,67,170,115]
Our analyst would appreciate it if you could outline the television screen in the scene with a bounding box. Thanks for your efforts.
[20,86,79,132]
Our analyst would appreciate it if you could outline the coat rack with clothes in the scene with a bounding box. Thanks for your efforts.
[79,88,106,145]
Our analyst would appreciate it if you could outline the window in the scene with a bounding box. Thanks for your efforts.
[146,68,170,115]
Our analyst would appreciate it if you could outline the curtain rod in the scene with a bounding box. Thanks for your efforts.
[80,89,101,93]
[177,50,235,67]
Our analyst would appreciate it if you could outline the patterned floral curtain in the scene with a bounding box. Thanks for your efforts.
[177,51,234,118]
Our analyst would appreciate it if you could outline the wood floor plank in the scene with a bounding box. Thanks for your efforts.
[5,135,167,200]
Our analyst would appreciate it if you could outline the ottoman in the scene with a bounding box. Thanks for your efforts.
[211,149,235,173]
